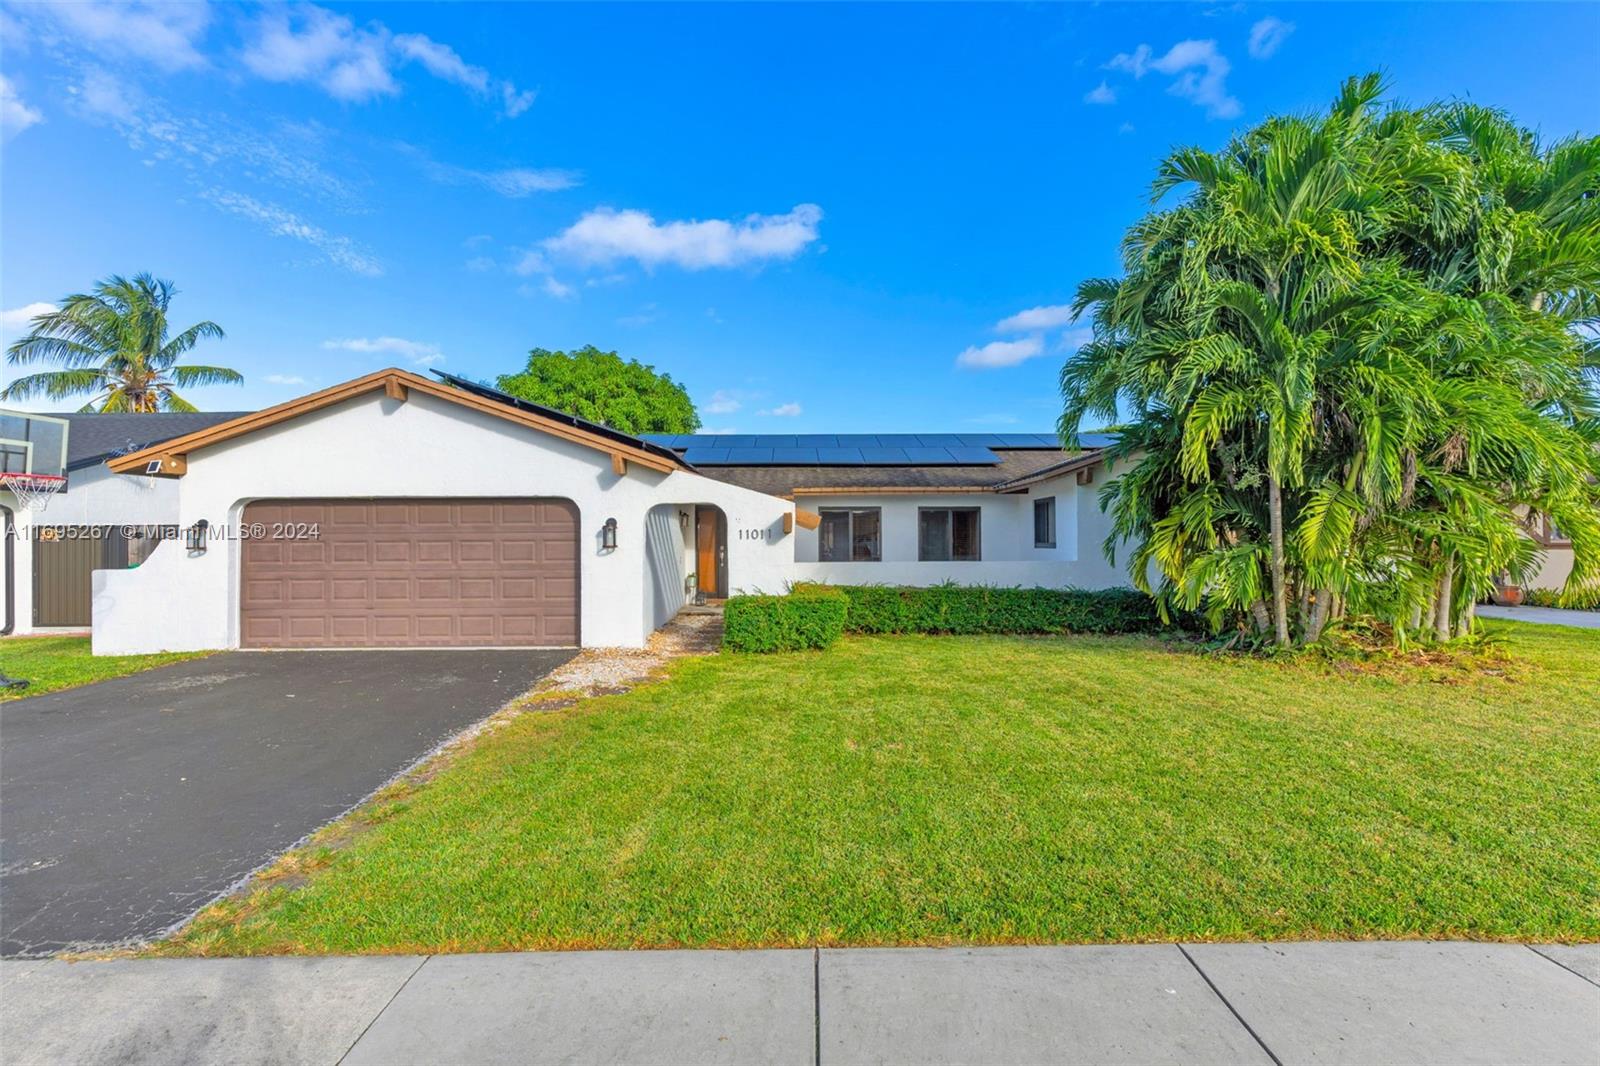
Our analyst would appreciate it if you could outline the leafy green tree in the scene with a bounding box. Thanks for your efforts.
[496,345,701,434]
[1063,76,1600,648]
[3,274,241,412]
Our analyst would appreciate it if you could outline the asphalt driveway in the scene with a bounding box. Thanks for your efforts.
[0,649,573,957]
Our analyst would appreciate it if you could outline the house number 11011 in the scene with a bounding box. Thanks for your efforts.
[737,528,768,541]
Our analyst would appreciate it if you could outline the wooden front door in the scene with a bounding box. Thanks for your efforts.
[695,507,726,598]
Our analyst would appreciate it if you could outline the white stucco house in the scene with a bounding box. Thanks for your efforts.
[4,367,1581,654]
[50,368,1131,654]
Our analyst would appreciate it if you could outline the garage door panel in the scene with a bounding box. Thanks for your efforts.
[240,499,578,648]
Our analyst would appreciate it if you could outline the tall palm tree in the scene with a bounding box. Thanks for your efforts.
[1063,75,1599,648]
[3,274,242,412]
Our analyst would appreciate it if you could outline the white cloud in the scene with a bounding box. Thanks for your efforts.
[263,374,308,386]
[410,150,579,198]
[543,276,576,300]
[464,256,495,272]
[1248,17,1294,59]
[242,6,397,102]
[394,32,536,118]
[545,204,823,271]
[502,83,537,118]
[996,304,1076,333]
[72,68,135,123]
[393,33,489,92]
[238,5,533,115]
[40,1,210,71]
[204,190,383,275]
[0,75,43,140]
[956,336,1046,369]
[322,336,442,366]
[704,390,741,415]
[513,250,552,276]
[1106,39,1240,119]
[1084,81,1116,105]
[761,402,803,417]
[1,302,56,333]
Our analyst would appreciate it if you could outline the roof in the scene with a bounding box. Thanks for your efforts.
[60,412,251,471]
[641,431,1117,468]
[693,449,1095,497]
[106,369,688,478]
[432,371,685,469]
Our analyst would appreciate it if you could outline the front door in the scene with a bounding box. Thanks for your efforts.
[694,507,726,599]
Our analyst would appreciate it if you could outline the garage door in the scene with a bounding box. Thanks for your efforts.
[240,499,578,648]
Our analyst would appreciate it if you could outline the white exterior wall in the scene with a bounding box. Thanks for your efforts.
[789,464,1130,589]
[4,467,182,634]
[92,390,797,654]
[1528,545,1575,591]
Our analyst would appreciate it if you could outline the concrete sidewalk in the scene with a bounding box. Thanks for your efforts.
[2,942,1596,1065]
[1478,604,1600,628]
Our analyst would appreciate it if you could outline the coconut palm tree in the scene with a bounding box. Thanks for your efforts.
[3,274,241,412]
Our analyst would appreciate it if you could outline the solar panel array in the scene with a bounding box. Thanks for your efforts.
[640,432,1076,467]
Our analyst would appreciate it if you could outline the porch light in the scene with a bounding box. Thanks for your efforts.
[601,517,618,551]
[185,519,210,554]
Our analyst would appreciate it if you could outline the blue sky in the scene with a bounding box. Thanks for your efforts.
[2,2,1597,432]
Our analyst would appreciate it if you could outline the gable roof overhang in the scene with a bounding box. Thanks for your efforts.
[105,368,689,478]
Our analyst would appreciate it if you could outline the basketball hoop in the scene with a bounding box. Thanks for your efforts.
[0,472,66,513]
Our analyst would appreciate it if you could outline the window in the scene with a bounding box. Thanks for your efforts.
[919,507,980,561]
[1542,515,1572,547]
[1033,496,1056,548]
[819,508,882,561]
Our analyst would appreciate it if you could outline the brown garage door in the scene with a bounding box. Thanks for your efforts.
[240,499,578,648]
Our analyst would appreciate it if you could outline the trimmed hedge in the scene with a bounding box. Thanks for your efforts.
[794,582,1170,636]
[722,586,848,652]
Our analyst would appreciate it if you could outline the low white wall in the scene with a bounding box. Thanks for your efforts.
[93,389,796,653]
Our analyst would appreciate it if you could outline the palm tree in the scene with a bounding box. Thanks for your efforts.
[3,274,242,412]
[1062,76,1599,648]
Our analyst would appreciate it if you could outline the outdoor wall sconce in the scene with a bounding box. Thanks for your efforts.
[601,517,618,551]
[185,519,209,554]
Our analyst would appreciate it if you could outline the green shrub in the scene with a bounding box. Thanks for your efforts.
[792,582,1175,636]
[1522,585,1600,611]
[723,587,848,652]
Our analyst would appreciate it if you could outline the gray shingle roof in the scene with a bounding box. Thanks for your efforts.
[59,412,252,470]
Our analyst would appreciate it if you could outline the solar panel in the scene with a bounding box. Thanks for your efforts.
[832,434,881,447]
[771,448,819,463]
[859,447,910,464]
[681,447,732,464]
[915,435,964,447]
[815,448,864,464]
[948,446,1001,463]
[726,447,774,463]
[902,447,956,463]
[794,434,838,447]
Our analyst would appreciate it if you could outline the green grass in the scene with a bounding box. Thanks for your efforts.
[0,636,209,700]
[166,621,1600,955]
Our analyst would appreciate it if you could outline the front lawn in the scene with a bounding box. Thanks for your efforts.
[0,636,209,700]
[167,621,1599,954]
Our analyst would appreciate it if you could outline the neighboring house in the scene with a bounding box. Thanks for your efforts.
[87,368,1133,654]
[1,410,246,633]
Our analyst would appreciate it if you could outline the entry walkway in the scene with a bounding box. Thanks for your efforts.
[3,942,1595,1064]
